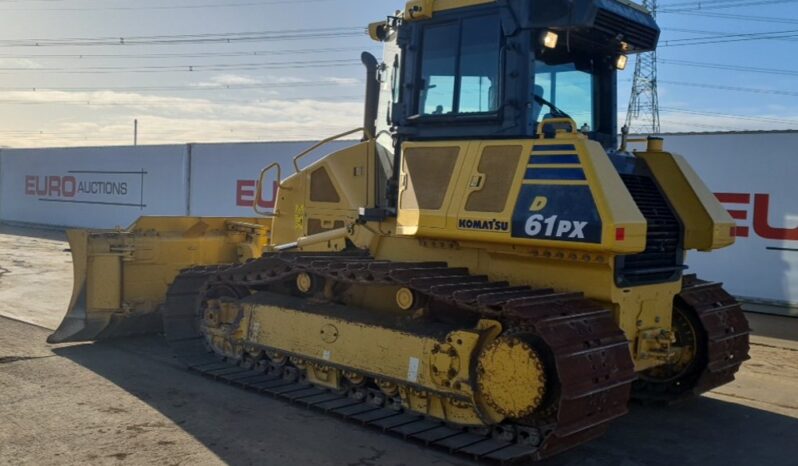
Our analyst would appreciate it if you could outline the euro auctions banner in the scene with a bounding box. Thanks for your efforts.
[639,131,798,313]
[0,145,189,229]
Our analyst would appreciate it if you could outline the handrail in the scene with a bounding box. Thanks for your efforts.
[536,117,578,135]
[253,127,371,217]
[292,127,366,173]
[252,162,281,217]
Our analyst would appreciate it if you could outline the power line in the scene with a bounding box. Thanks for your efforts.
[0,58,362,74]
[0,46,375,60]
[0,27,367,48]
[659,119,749,131]
[0,127,362,143]
[0,80,358,92]
[660,0,765,6]
[0,124,362,134]
[661,27,798,42]
[623,76,798,98]
[660,106,798,125]
[0,26,363,44]
[659,57,798,76]
[662,26,798,42]
[660,79,798,97]
[660,28,798,46]
[0,95,362,107]
[0,0,336,11]
[0,125,358,135]
[660,0,798,12]
[667,10,798,24]
[661,0,753,6]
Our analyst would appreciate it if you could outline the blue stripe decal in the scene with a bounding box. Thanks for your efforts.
[532,145,576,152]
[529,155,581,165]
[525,168,587,181]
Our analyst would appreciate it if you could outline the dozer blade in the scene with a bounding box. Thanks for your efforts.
[48,217,271,344]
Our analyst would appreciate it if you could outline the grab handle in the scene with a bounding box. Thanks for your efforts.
[253,162,281,217]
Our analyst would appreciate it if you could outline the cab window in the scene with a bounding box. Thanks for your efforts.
[418,15,502,116]
[533,62,595,131]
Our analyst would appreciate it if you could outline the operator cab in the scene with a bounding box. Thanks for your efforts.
[370,0,659,151]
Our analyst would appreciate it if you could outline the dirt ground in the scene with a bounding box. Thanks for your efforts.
[0,224,72,330]
[1,225,797,465]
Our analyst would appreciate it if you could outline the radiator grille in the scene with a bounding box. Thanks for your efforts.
[617,174,684,286]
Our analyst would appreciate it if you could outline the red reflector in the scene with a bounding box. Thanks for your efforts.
[616,228,626,241]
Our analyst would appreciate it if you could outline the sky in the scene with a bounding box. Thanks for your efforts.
[0,0,795,148]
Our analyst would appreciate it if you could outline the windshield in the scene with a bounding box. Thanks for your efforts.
[533,61,595,131]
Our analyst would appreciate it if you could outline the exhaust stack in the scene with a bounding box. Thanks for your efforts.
[361,52,379,140]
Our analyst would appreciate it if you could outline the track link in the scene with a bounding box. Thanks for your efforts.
[163,252,637,463]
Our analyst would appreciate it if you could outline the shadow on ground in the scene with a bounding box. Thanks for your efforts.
[747,312,798,344]
[54,336,798,466]
[0,223,67,242]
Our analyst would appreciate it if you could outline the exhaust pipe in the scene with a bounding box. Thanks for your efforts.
[361,52,379,141]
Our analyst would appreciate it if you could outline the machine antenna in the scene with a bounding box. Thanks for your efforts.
[625,0,661,135]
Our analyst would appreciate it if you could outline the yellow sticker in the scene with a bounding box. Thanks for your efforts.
[294,204,305,234]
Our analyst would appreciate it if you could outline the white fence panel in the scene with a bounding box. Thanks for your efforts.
[187,140,354,217]
[0,145,188,229]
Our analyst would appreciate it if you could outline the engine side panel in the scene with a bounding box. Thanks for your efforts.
[396,135,647,253]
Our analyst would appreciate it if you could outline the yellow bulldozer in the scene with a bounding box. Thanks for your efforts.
[49,0,750,461]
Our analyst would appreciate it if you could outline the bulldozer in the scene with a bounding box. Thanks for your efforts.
[49,0,750,462]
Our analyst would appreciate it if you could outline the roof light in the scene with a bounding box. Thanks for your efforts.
[616,55,628,70]
[542,31,559,49]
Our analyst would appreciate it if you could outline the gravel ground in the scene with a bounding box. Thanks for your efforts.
[1,225,797,465]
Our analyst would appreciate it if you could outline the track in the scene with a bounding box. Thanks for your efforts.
[162,253,637,463]
[634,274,751,402]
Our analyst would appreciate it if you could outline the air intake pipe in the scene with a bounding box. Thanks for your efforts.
[361,52,379,141]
